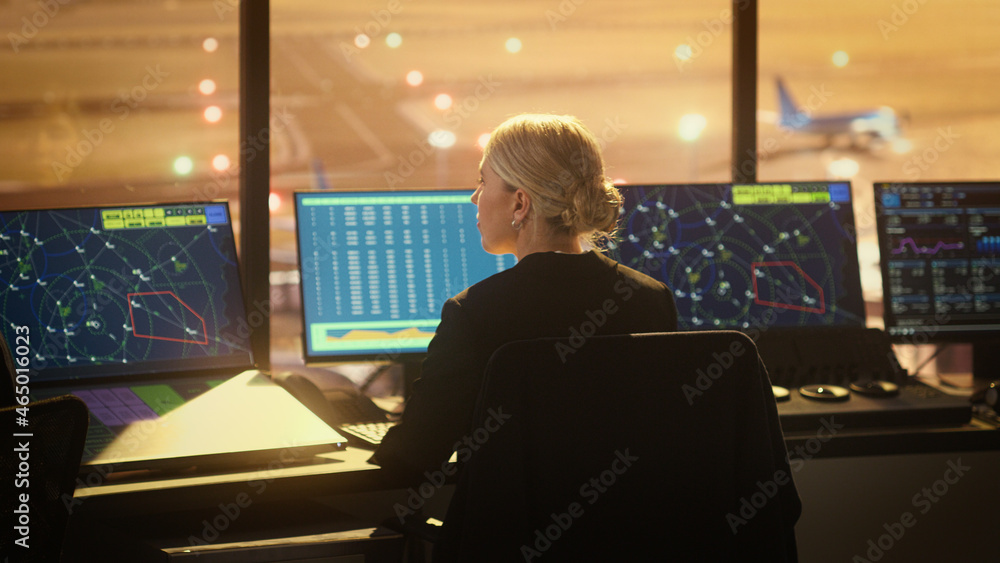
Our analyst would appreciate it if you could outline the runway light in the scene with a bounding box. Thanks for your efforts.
[434,94,453,110]
[678,113,707,142]
[386,33,402,48]
[827,157,860,178]
[203,106,223,123]
[832,51,849,67]
[674,44,694,61]
[269,192,281,212]
[476,132,491,149]
[202,37,218,53]
[505,37,522,53]
[198,79,216,95]
[354,34,371,49]
[428,130,456,149]
[173,156,194,175]
[406,70,424,86]
[212,154,230,171]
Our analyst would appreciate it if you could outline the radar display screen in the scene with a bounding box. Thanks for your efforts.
[0,202,253,383]
[609,183,866,331]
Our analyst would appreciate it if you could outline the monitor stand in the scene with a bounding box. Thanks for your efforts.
[972,339,1000,382]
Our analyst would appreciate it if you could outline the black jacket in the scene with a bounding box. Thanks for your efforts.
[372,250,678,480]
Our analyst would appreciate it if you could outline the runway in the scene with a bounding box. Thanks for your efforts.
[2,0,999,290]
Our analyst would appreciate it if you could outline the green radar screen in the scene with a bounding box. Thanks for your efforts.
[0,203,253,382]
[609,183,867,331]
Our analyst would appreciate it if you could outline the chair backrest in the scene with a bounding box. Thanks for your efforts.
[1,394,89,562]
[438,331,800,562]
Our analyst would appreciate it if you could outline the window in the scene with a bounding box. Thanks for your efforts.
[1,0,241,209]
[267,0,733,359]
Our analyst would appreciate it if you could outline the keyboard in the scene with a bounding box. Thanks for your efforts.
[337,420,397,447]
[756,326,907,389]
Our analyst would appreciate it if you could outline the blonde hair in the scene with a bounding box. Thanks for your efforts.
[481,114,623,247]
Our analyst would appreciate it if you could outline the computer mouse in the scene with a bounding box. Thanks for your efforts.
[272,371,340,427]
[799,384,850,401]
[772,385,791,402]
[849,379,900,398]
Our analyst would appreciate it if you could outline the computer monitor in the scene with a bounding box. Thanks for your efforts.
[0,201,254,384]
[874,181,1000,377]
[294,189,516,366]
[609,182,867,332]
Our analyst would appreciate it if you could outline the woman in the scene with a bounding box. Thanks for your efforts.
[371,113,678,480]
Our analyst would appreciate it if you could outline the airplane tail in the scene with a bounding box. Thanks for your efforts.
[311,158,332,191]
[776,77,807,128]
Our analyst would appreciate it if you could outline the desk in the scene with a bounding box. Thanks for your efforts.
[67,410,999,561]
[776,397,999,563]
[72,446,385,517]
[67,447,405,561]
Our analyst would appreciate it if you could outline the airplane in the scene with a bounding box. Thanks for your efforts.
[770,77,908,152]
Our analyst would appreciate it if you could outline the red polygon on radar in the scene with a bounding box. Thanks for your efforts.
[751,261,825,314]
[127,291,209,345]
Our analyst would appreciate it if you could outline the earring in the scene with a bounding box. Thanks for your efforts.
[511,219,522,231]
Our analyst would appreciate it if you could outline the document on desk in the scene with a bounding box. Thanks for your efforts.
[89,370,347,473]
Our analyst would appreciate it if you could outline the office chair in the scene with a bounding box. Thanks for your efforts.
[1,339,90,562]
[433,331,801,562]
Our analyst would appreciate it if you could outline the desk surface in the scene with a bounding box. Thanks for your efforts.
[72,411,1000,523]
[72,446,384,518]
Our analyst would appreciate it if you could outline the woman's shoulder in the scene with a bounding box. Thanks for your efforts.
[595,252,670,291]
[452,263,521,305]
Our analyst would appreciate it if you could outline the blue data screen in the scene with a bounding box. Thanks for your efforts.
[295,191,516,360]
[876,181,1000,339]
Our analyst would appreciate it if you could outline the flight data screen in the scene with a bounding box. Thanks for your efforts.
[0,203,254,383]
[610,183,866,331]
[295,190,516,361]
[876,181,1000,339]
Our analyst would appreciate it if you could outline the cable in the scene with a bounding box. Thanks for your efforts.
[359,363,394,394]
[910,343,947,376]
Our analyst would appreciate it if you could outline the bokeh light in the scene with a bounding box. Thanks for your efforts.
[678,113,708,142]
[505,37,522,53]
[173,156,193,175]
[198,79,216,95]
[477,132,491,149]
[428,130,457,148]
[674,44,694,61]
[832,50,850,67]
[212,154,230,171]
[354,34,370,49]
[434,93,453,110]
[202,37,218,53]
[890,138,914,154]
[386,33,402,48]
[827,157,860,178]
[406,70,424,86]
[203,106,223,123]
